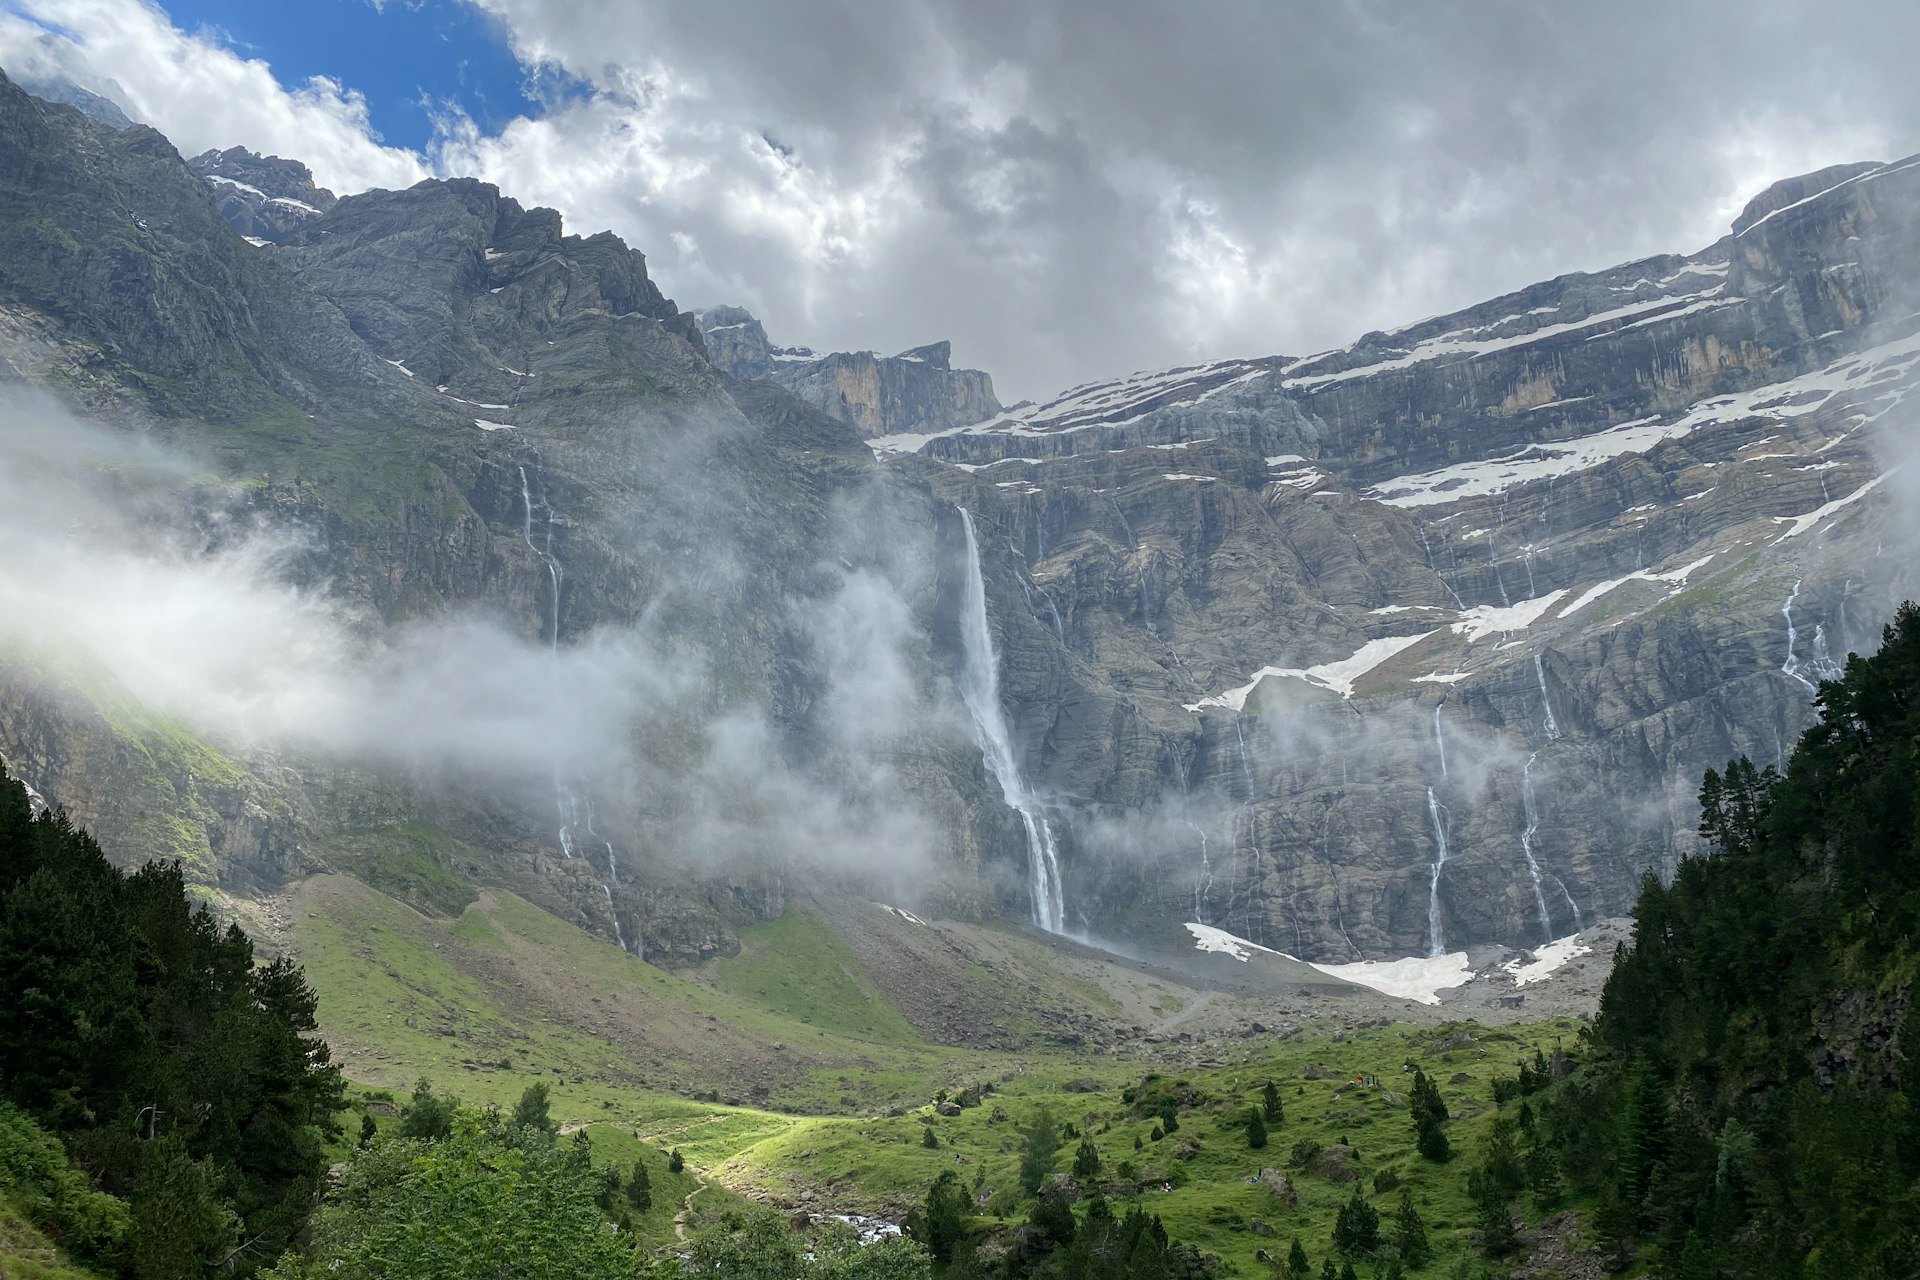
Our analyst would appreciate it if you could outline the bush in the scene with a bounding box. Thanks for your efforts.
[0,1104,131,1266]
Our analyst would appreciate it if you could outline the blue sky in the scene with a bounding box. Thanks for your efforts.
[161,0,546,150]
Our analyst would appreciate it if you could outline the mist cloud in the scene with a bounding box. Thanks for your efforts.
[0,391,947,885]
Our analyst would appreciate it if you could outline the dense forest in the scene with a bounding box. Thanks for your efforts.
[0,767,344,1277]
[1529,602,1920,1276]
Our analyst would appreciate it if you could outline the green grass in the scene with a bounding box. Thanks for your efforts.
[716,1020,1585,1275]
[291,872,1592,1273]
[0,1195,100,1280]
[705,910,925,1046]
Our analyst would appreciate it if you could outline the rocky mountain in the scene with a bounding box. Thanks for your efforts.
[697,305,1000,436]
[885,154,1920,957]
[188,145,337,243]
[3,60,1917,972]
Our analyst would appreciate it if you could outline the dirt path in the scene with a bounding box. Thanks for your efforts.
[672,1181,710,1242]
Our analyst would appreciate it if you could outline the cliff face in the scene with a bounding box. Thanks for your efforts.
[0,70,1014,963]
[5,60,1919,966]
[697,307,1000,437]
[886,154,1920,956]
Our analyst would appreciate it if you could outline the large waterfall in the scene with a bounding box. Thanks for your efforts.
[955,509,1066,934]
[1425,786,1451,957]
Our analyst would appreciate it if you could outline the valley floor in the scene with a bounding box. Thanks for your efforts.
[287,869,1622,1273]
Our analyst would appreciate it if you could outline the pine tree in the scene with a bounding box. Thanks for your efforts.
[511,1081,557,1139]
[1410,1069,1450,1163]
[1338,1262,1357,1280]
[358,1114,377,1148]
[1475,1178,1516,1257]
[1331,1186,1380,1255]
[1390,1188,1430,1268]
[668,1148,685,1173]
[1020,1107,1061,1196]
[1319,1259,1338,1280]
[1158,1103,1181,1135]
[1262,1081,1284,1126]
[1286,1237,1310,1278]
[924,1126,940,1149]
[1527,1143,1562,1213]
[1073,1137,1101,1179]
[1246,1107,1268,1149]
[916,1169,970,1264]
[627,1157,652,1211]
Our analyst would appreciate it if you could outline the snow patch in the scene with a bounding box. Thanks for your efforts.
[1185,631,1436,711]
[384,359,414,378]
[1310,953,1475,1005]
[473,419,516,432]
[1502,935,1590,986]
[1452,591,1568,643]
[1559,554,1717,618]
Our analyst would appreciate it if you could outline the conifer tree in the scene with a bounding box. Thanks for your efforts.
[511,1081,557,1139]
[627,1157,652,1211]
[668,1148,685,1173]
[1332,1187,1380,1255]
[1262,1081,1284,1126]
[1286,1237,1310,1278]
[1390,1188,1430,1268]
[924,1126,940,1149]
[1020,1107,1061,1196]
[1246,1107,1268,1149]
[1073,1137,1101,1179]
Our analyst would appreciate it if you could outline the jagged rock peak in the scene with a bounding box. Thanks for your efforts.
[695,305,999,437]
[189,145,338,245]
[13,69,134,130]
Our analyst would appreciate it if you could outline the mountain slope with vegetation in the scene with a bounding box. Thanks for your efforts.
[1534,603,1920,1276]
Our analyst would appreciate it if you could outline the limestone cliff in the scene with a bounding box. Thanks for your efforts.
[697,306,1000,437]
[882,153,1920,957]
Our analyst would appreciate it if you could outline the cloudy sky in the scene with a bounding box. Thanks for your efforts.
[3,0,1915,401]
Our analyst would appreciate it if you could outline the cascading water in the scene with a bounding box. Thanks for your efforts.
[1187,820,1213,924]
[1781,578,1818,695]
[1810,623,1842,682]
[1517,753,1554,944]
[518,458,629,950]
[1533,654,1560,740]
[583,803,628,953]
[1432,704,1449,779]
[1425,786,1451,957]
[955,509,1066,934]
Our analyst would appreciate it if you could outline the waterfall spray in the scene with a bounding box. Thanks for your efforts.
[1781,579,1818,695]
[1517,753,1554,944]
[1425,787,1451,957]
[955,509,1066,933]
[1432,704,1449,779]
[1533,654,1560,740]
[518,458,628,949]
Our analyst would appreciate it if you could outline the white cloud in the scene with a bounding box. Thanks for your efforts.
[4,0,1917,402]
[0,0,425,193]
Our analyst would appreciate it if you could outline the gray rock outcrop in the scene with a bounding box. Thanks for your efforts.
[698,306,1000,437]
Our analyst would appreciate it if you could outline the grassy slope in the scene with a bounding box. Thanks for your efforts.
[702,911,926,1047]
[0,1195,99,1280]
[717,1020,1582,1274]
[294,871,1585,1272]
